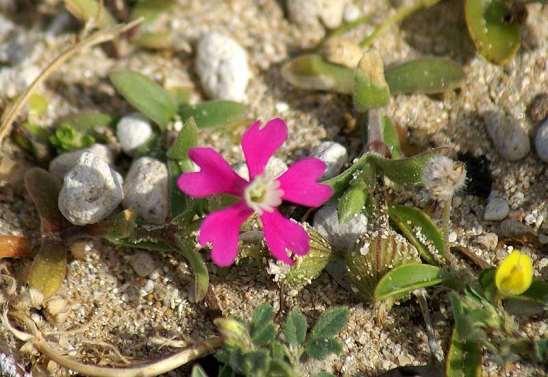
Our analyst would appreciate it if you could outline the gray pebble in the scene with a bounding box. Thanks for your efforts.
[311,141,348,179]
[287,0,345,29]
[123,157,168,224]
[49,144,114,179]
[116,113,154,155]
[313,201,367,251]
[484,192,509,221]
[484,111,530,161]
[534,118,548,163]
[58,152,124,225]
[195,32,250,102]
[474,233,498,250]
[128,252,157,277]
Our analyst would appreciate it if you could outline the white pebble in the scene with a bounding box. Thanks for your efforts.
[485,111,530,161]
[234,157,288,180]
[313,202,367,251]
[343,2,361,22]
[49,144,114,178]
[123,157,168,224]
[483,192,509,221]
[534,118,548,163]
[116,113,154,155]
[275,102,289,113]
[58,152,124,225]
[195,32,250,102]
[448,231,458,243]
[287,0,345,29]
[311,141,348,179]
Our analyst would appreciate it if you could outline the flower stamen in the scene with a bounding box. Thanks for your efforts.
[244,174,283,214]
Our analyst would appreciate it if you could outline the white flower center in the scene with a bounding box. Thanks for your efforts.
[244,174,283,214]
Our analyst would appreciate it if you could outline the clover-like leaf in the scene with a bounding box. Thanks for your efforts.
[465,0,520,65]
[388,205,444,264]
[445,328,482,377]
[109,69,177,128]
[374,263,444,301]
[179,100,248,129]
[281,54,354,94]
[310,307,349,339]
[283,309,308,346]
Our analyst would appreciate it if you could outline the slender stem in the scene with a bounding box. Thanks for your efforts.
[0,19,142,144]
[359,0,441,48]
[320,14,373,47]
[416,290,442,364]
[440,198,460,268]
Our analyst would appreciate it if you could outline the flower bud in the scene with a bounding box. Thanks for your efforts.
[495,250,533,296]
[214,318,250,349]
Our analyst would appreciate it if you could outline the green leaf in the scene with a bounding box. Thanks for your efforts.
[251,304,274,330]
[86,209,137,242]
[175,234,209,302]
[109,69,177,128]
[374,263,444,301]
[57,111,113,133]
[167,161,188,219]
[283,309,308,346]
[310,307,349,339]
[270,340,288,360]
[130,0,176,23]
[27,238,67,298]
[465,0,520,65]
[242,350,270,376]
[381,116,402,159]
[445,328,482,377]
[217,365,236,377]
[315,372,336,377]
[323,154,367,195]
[49,123,96,153]
[269,359,297,377]
[388,205,444,264]
[367,149,436,186]
[64,0,116,28]
[24,168,68,234]
[251,323,276,346]
[337,181,367,223]
[167,117,198,165]
[353,50,390,112]
[179,100,248,129]
[132,31,173,50]
[385,57,464,94]
[191,365,209,377]
[250,304,275,346]
[281,54,354,94]
[305,338,343,360]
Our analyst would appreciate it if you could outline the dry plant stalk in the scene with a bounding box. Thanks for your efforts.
[0,19,142,144]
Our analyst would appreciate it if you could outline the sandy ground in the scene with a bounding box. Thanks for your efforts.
[0,0,546,376]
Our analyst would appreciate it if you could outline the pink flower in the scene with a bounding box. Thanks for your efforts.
[177,118,333,267]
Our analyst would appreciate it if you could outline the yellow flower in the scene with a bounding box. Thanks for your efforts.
[495,250,533,296]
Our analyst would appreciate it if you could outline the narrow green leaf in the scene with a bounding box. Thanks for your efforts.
[283,309,308,346]
[24,168,68,234]
[64,0,116,28]
[374,263,444,301]
[27,239,67,298]
[367,150,436,186]
[167,161,187,219]
[337,182,367,223]
[310,307,349,339]
[179,100,247,129]
[191,365,209,377]
[353,51,390,112]
[132,31,173,50]
[323,154,367,195]
[385,57,464,94]
[465,0,520,65]
[281,54,354,94]
[305,338,343,360]
[388,205,444,264]
[445,328,482,377]
[130,0,176,23]
[316,372,336,377]
[109,69,176,128]
[175,234,209,302]
[57,111,113,133]
[381,116,402,159]
[167,117,198,164]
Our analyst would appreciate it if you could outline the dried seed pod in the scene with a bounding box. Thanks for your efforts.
[346,229,420,301]
[281,225,334,296]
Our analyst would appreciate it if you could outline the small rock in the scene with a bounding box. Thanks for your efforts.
[484,192,509,221]
[123,157,168,224]
[498,219,535,239]
[195,32,250,102]
[484,111,530,161]
[128,252,157,277]
[313,201,367,251]
[287,0,345,29]
[475,233,498,250]
[527,93,548,124]
[49,144,114,178]
[234,156,288,180]
[534,118,548,163]
[116,113,154,155]
[311,141,348,179]
[343,2,361,22]
[58,152,124,225]
[448,231,457,243]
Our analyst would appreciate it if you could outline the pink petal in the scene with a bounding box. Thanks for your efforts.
[241,118,288,179]
[261,209,309,264]
[198,201,252,267]
[177,147,247,198]
[277,158,333,207]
